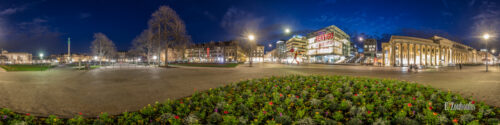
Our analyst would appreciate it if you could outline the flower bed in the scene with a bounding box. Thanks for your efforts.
[1,75,499,124]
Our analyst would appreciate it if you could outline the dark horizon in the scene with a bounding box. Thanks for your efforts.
[0,0,499,55]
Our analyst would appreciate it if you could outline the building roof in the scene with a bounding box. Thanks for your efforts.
[307,25,350,39]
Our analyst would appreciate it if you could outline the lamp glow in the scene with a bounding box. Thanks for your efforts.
[285,28,290,34]
[248,34,255,41]
[483,34,490,40]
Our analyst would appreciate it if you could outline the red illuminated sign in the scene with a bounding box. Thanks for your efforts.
[207,48,210,58]
[314,32,334,42]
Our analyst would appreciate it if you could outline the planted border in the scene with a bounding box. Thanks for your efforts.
[0,75,499,124]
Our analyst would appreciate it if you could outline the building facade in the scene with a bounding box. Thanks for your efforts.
[285,35,307,63]
[186,40,245,63]
[363,39,377,64]
[249,45,264,63]
[275,40,287,63]
[381,35,480,67]
[50,53,92,63]
[0,50,32,64]
[306,25,351,63]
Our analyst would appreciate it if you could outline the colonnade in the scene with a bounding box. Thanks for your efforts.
[383,42,477,67]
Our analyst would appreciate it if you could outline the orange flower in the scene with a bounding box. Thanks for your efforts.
[452,118,458,123]
[407,103,412,107]
[433,112,438,116]
[269,101,273,106]
[279,93,283,97]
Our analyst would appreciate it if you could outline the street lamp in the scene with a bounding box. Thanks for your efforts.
[39,53,44,71]
[269,44,272,48]
[358,37,364,42]
[248,34,255,41]
[483,33,490,72]
[39,53,44,60]
[285,28,290,34]
[248,34,256,67]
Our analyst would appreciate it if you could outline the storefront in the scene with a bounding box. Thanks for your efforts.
[306,25,351,64]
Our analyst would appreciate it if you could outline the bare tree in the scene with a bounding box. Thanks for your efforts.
[90,32,116,65]
[131,29,156,64]
[148,6,190,67]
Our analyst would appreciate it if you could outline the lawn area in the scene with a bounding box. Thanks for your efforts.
[0,64,53,71]
[0,75,499,124]
[170,63,238,68]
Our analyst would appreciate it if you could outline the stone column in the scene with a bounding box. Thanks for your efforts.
[399,43,402,66]
[406,43,410,66]
[413,44,417,65]
[421,45,425,66]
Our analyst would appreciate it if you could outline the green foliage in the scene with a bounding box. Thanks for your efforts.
[0,64,53,71]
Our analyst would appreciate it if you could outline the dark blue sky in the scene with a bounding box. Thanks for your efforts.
[0,0,499,55]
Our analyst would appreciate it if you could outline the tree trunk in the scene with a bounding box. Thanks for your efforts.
[165,45,169,67]
[147,50,151,65]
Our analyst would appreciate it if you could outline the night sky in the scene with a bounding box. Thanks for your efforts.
[0,0,499,55]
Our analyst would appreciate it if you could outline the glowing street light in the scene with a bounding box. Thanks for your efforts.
[483,34,490,40]
[247,34,256,67]
[482,33,491,72]
[153,56,158,60]
[39,53,44,59]
[269,44,272,47]
[285,28,290,34]
[248,34,255,41]
[358,37,364,42]
[94,56,98,60]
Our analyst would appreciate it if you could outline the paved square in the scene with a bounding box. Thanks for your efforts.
[0,63,498,117]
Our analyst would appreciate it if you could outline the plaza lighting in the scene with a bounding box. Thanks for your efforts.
[358,37,364,42]
[269,44,272,47]
[492,49,496,53]
[248,34,255,41]
[247,34,256,67]
[482,33,491,72]
[39,53,44,59]
[285,28,290,34]
[94,56,98,60]
[483,34,490,40]
[153,56,158,60]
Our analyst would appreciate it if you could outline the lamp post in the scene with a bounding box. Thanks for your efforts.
[39,53,44,71]
[285,28,290,34]
[483,34,490,72]
[248,34,255,67]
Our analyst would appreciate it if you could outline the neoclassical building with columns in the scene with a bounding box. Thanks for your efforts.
[381,35,480,67]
